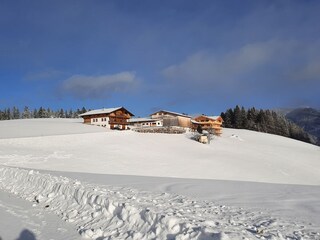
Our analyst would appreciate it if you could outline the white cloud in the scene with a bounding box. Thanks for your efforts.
[61,71,139,99]
[162,40,283,87]
[161,39,320,98]
[292,61,320,82]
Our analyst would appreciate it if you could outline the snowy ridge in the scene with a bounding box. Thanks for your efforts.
[1,166,319,240]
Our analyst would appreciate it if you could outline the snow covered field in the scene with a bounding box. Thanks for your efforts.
[0,119,319,239]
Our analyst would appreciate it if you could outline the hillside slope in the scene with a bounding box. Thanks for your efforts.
[0,119,319,185]
[0,119,320,239]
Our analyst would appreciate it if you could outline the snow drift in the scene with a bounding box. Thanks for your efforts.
[0,119,320,239]
[1,166,319,240]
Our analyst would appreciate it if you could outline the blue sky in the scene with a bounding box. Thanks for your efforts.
[0,0,319,116]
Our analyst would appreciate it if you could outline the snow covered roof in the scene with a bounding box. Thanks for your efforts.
[191,119,201,124]
[207,116,222,121]
[193,115,223,122]
[79,107,134,117]
[150,110,191,118]
[128,118,158,123]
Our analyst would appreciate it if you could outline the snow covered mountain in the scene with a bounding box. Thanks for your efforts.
[0,119,319,239]
[285,108,320,145]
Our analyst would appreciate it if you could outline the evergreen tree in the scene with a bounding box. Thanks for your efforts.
[0,110,5,120]
[221,109,233,127]
[38,107,49,118]
[247,107,257,130]
[12,106,20,119]
[58,109,65,118]
[33,109,38,118]
[233,105,242,128]
[81,107,87,114]
[22,106,31,119]
[47,108,53,118]
[240,106,248,128]
[1,106,84,120]
[6,108,11,120]
[221,105,313,145]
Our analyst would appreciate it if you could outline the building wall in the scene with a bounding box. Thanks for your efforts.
[192,116,223,135]
[82,109,132,130]
[151,111,191,128]
[150,112,166,119]
[131,120,163,128]
[162,116,191,127]
[163,117,179,127]
[178,116,192,128]
[90,116,110,128]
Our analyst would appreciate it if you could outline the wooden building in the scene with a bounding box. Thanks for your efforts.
[79,107,134,130]
[150,110,192,128]
[192,115,223,136]
[128,118,163,128]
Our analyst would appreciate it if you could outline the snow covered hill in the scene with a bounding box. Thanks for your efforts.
[0,119,319,239]
[0,118,106,139]
[0,118,319,185]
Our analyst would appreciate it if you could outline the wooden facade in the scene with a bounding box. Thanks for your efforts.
[150,110,192,128]
[79,107,134,130]
[192,115,223,136]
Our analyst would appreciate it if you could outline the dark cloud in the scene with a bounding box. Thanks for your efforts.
[60,72,140,99]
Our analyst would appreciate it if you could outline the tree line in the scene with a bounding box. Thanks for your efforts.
[0,106,88,120]
[220,105,315,144]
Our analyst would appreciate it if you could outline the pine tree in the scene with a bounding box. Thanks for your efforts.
[12,106,20,119]
[38,107,49,118]
[221,109,233,127]
[240,107,248,128]
[58,109,65,118]
[6,108,11,120]
[220,105,313,145]
[22,106,31,119]
[247,107,257,130]
[0,110,5,120]
[33,109,38,118]
[256,110,267,132]
[47,108,53,118]
[233,105,242,128]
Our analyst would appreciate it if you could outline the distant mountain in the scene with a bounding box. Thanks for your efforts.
[285,108,320,145]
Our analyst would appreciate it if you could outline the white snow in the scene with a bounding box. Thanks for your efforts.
[1,166,319,240]
[0,189,81,240]
[0,119,319,185]
[0,118,106,139]
[0,118,320,239]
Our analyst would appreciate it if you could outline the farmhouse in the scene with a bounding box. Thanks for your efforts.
[128,118,163,128]
[150,110,192,128]
[192,115,223,136]
[79,107,134,130]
